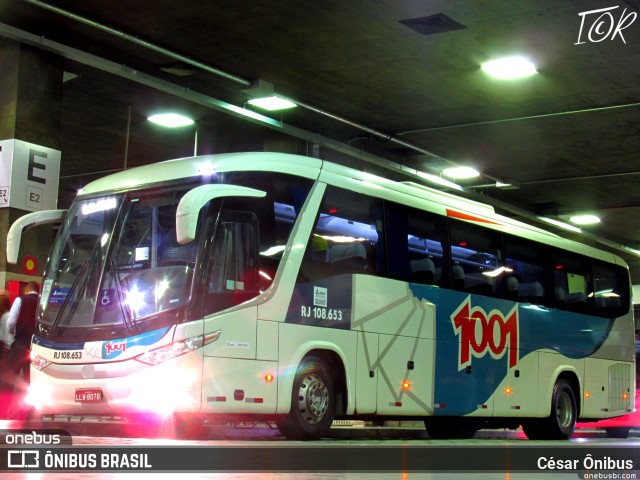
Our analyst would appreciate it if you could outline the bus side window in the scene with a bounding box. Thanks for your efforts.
[227,171,313,290]
[299,186,381,281]
[552,252,588,313]
[385,202,445,286]
[503,236,547,304]
[203,211,260,315]
[449,219,503,296]
[591,262,629,317]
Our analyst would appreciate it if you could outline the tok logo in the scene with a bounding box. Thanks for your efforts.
[451,296,519,370]
[575,6,637,45]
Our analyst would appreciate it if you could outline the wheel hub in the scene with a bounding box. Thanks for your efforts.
[298,373,329,424]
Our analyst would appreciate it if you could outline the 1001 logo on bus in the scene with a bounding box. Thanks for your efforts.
[451,296,519,370]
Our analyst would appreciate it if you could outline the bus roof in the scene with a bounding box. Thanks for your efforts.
[80,152,323,196]
[80,152,627,267]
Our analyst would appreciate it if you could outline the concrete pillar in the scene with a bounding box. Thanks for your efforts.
[0,39,63,290]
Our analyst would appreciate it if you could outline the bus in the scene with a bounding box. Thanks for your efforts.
[7,152,634,440]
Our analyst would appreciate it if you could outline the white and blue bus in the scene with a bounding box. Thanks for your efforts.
[7,152,634,440]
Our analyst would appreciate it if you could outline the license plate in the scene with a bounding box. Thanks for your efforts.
[74,388,103,403]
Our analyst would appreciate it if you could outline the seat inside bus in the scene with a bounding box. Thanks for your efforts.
[518,281,544,304]
[326,242,367,275]
[410,257,436,284]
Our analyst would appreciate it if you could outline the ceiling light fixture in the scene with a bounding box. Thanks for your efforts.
[247,96,297,111]
[569,214,601,225]
[481,56,537,80]
[537,216,582,234]
[243,79,297,111]
[495,180,520,190]
[416,171,463,191]
[442,166,480,179]
[148,113,195,127]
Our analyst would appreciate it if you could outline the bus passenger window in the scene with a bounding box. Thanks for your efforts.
[591,263,629,317]
[552,253,587,312]
[449,220,502,296]
[385,202,445,286]
[503,236,547,304]
[299,186,381,281]
[225,171,313,289]
[204,211,260,315]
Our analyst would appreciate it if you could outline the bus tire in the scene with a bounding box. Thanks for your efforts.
[276,356,335,440]
[605,427,630,438]
[522,379,577,440]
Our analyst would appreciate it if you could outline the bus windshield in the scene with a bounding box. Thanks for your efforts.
[35,169,312,342]
[39,187,197,338]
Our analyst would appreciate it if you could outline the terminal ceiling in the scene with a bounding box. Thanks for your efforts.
[2,0,640,282]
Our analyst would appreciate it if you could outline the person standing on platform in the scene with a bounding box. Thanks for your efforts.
[0,294,13,360]
[0,294,14,418]
[2,282,39,419]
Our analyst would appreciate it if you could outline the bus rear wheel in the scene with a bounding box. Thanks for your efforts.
[522,379,577,440]
[276,356,335,440]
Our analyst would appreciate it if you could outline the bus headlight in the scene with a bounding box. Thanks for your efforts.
[134,331,221,365]
[25,382,53,410]
[32,355,53,371]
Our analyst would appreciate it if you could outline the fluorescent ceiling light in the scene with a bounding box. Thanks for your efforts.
[416,171,463,191]
[247,96,297,111]
[442,166,480,179]
[481,56,537,80]
[569,214,600,225]
[537,216,582,233]
[148,113,195,127]
[622,245,640,257]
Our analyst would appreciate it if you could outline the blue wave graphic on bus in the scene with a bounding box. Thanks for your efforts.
[408,284,614,415]
[101,327,170,359]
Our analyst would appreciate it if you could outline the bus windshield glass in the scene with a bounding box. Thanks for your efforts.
[36,170,312,341]
[39,187,197,336]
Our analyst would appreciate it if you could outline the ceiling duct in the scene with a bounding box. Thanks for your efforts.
[399,13,467,36]
[158,61,202,77]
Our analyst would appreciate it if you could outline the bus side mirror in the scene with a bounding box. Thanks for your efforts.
[6,209,67,264]
[176,184,266,244]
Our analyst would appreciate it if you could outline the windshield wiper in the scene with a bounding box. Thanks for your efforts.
[50,243,101,337]
[108,256,136,334]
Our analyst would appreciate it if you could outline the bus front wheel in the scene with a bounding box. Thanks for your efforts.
[276,356,335,440]
[522,378,577,440]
